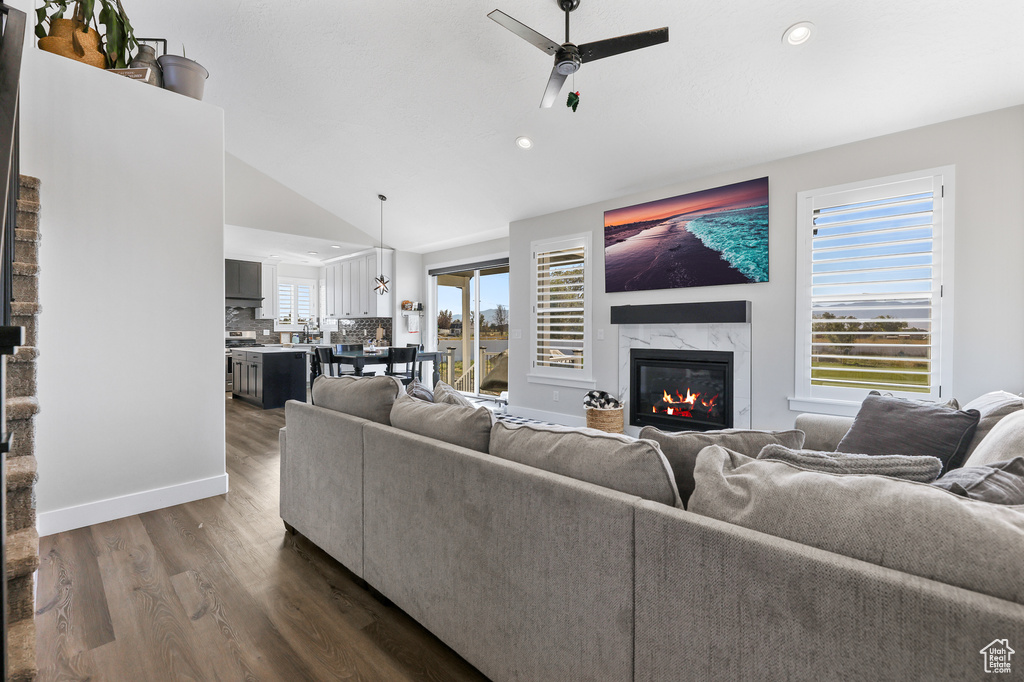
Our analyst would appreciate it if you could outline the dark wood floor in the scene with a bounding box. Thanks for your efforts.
[35,394,489,681]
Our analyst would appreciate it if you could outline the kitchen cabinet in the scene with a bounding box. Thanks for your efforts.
[231,349,306,409]
[225,259,263,306]
[256,262,278,320]
[322,248,393,319]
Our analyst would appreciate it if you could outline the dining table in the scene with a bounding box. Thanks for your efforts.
[332,348,443,385]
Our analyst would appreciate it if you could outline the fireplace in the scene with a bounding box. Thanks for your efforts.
[630,349,734,432]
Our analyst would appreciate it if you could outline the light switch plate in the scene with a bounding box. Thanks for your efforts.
[597,328,604,340]
[511,329,522,339]
[262,329,270,335]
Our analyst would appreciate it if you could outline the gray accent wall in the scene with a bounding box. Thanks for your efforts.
[506,105,1024,429]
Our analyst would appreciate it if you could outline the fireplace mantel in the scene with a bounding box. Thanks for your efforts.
[610,300,750,325]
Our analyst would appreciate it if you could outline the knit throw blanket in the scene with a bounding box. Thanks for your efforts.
[757,444,943,483]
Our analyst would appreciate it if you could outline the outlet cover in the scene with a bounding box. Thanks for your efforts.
[511,329,522,339]
[263,329,270,335]
[597,328,604,340]
[553,390,559,401]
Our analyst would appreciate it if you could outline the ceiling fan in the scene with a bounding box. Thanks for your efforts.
[488,0,669,108]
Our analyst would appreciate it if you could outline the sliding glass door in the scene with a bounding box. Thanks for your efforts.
[434,262,509,397]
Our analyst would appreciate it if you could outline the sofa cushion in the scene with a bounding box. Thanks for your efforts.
[961,390,1024,458]
[836,393,979,472]
[490,421,682,507]
[931,457,1024,505]
[757,444,943,482]
[964,409,1024,467]
[390,393,493,453]
[689,445,1024,606]
[638,427,805,507]
[434,379,473,407]
[311,374,402,425]
[406,379,434,402]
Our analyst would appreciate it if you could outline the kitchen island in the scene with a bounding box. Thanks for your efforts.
[230,347,307,409]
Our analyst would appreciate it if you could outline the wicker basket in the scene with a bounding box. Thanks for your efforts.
[586,406,624,434]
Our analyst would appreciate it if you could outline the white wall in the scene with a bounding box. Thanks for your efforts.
[508,106,1024,428]
[393,250,424,348]
[21,45,227,535]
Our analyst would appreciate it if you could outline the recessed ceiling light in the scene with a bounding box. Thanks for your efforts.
[269,254,281,258]
[515,136,533,150]
[331,245,342,249]
[307,251,318,255]
[783,21,814,46]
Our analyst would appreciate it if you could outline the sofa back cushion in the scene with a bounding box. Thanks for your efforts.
[932,457,1024,505]
[434,379,474,407]
[390,393,494,453]
[836,393,979,472]
[689,445,1024,605]
[965,409,1024,467]
[311,374,403,425]
[961,390,1024,458]
[490,421,682,507]
[639,427,805,507]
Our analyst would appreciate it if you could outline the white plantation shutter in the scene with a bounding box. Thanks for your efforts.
[277,278,318,329]
[531,234,592,382]
[795,168,953,406]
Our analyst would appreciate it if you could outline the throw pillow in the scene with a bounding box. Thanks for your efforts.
[406,379,434,402]
[931,457,1024,505]
[835,393,979,472]
[757,444,942,482]
[310,375,402,425]
[434,379,473,407]
[964,410,1024,467]
[390,393,493,453]
[638,427,805,507]
[961,390,1024,458]
[688,445,1024,606]
[490,421,682,508]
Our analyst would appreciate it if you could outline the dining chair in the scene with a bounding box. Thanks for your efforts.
[386,346,418,385]
[315,346,337,377]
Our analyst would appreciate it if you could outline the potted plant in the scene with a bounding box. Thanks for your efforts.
[35,0,138,69]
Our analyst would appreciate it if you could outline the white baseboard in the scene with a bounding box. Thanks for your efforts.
[506,405,587,428]
[37,473,229,537]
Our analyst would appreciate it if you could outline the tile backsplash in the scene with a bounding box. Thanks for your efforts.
[225,307,276,336]
[331,318,393,346]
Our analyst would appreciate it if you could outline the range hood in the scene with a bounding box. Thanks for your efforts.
[225,295,264,308]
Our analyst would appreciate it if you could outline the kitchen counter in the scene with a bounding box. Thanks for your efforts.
[237,346,315,354]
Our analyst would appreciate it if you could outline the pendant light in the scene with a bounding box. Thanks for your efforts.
[374,194,390,295]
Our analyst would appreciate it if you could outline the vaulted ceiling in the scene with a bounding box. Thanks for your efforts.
[129,0,1024,255]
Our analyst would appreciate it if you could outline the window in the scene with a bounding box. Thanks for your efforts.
[529,233,594,388]
[276,277,317,330]
[793,167,954,412]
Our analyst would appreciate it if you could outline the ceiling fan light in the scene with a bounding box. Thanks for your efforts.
[783,21,814,46]
[515,136,533,150]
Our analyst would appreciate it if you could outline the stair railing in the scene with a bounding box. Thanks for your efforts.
[0,4,26,680]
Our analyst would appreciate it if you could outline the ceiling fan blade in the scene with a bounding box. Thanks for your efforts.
[579,27,669,63]
[488,10,561,55]
[540,66,567,108]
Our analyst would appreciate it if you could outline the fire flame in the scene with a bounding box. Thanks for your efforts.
[652,387,721,421]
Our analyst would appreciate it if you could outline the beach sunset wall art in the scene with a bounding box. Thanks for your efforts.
[604,177,769,292]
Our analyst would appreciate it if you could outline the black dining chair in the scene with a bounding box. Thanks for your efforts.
[386,346,418,385]
[315,346,338,377]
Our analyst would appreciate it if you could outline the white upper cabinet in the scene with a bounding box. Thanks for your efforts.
[321,248,393,319]
[255,262,278,320]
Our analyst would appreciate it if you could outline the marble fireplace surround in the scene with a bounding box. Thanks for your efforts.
[613,302,752,436]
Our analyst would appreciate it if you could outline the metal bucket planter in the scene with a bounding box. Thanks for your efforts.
[157,55,208,100]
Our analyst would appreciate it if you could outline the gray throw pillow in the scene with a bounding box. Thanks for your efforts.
[689,445,1024,606]
[931,457,1024,505]
[638,427,805,507]
[490,421,682,507]
[310,375,402,425]
[836,393,979,472]
[964,410,1024,467]
[390,393,493,453]
[434,379,473,407]
[961,390,1024,458]
[406,379,434,402]
[757,444,943,483]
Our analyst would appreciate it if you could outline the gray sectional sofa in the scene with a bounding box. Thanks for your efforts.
[280,377,1024,681]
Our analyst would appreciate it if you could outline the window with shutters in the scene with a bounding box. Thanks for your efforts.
[792,167,954,412]
[529,233,595,388]
[276,277,318,331]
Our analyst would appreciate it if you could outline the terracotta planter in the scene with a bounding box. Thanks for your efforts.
[38,18,106,69]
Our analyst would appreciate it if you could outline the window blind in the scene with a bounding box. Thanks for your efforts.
[808,176,940,395]
[534,243,586,371]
